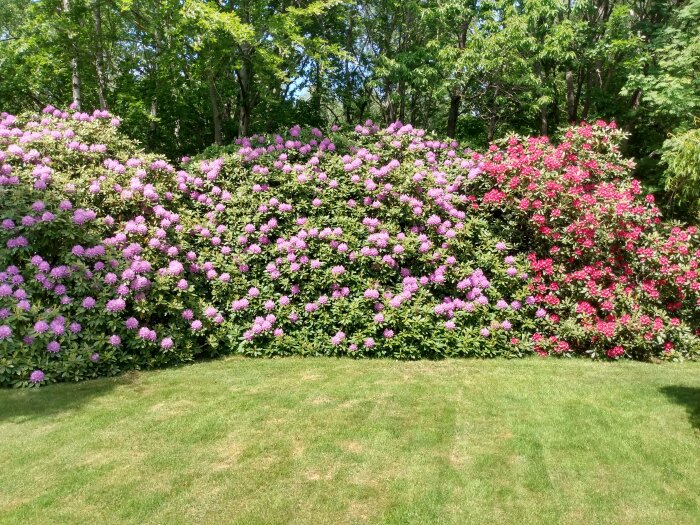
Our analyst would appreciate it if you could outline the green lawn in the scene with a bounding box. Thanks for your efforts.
[1,357,699,525]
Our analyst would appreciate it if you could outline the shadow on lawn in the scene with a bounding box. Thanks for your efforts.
[0,374,137,422]
[660,385,700,430]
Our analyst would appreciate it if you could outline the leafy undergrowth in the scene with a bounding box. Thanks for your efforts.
[0,358,698,524]
[1,107,700,386]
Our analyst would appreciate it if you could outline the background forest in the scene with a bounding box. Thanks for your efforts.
[1,0,698,218]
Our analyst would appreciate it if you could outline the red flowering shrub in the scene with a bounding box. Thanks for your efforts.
[471,122,700,359]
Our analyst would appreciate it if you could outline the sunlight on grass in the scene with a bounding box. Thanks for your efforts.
[1,358,699,524]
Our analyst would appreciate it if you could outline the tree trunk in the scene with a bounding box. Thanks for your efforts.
[582,67,593,119]
[314,60,323,121]
[487,114,497,142]
[148,25,161,142]
[446,19,469,138]
[566,70,576,122]
[594,59,603,88]
[446,93,460,138]
[236,48,254,138]
[535,61,547,135]
[342,15,354,124]
[409,93,418,125]
[358,99,367,122]
[539,106,548,136]
[386,99,395,124]
[150,96,157,131]
[384,78,396,125]
[62,0,82,109]
[93,0,108,109]
[70,58,82,110]
[208,72,222,145]
[629,88,643,110]
[398,79,406,123]
[621,88,643,154]
[552,91,561,129]
[574,68,584,122]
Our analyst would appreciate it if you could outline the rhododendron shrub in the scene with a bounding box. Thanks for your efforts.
[0,108,698,386]
[472,124,700,359]
[0,109,216,386]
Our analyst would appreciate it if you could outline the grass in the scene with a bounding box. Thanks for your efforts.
[0,357,699,525]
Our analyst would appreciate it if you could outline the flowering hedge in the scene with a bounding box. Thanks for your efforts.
[0,108,698,386]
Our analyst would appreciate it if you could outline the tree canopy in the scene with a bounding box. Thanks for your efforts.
[1,0,698,217]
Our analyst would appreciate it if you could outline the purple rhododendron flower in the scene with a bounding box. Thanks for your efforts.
[138,327,156,341]
[331,331,346,345]
[106,298,126,313]
[82,296,96,308]
[29,370,45,383]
